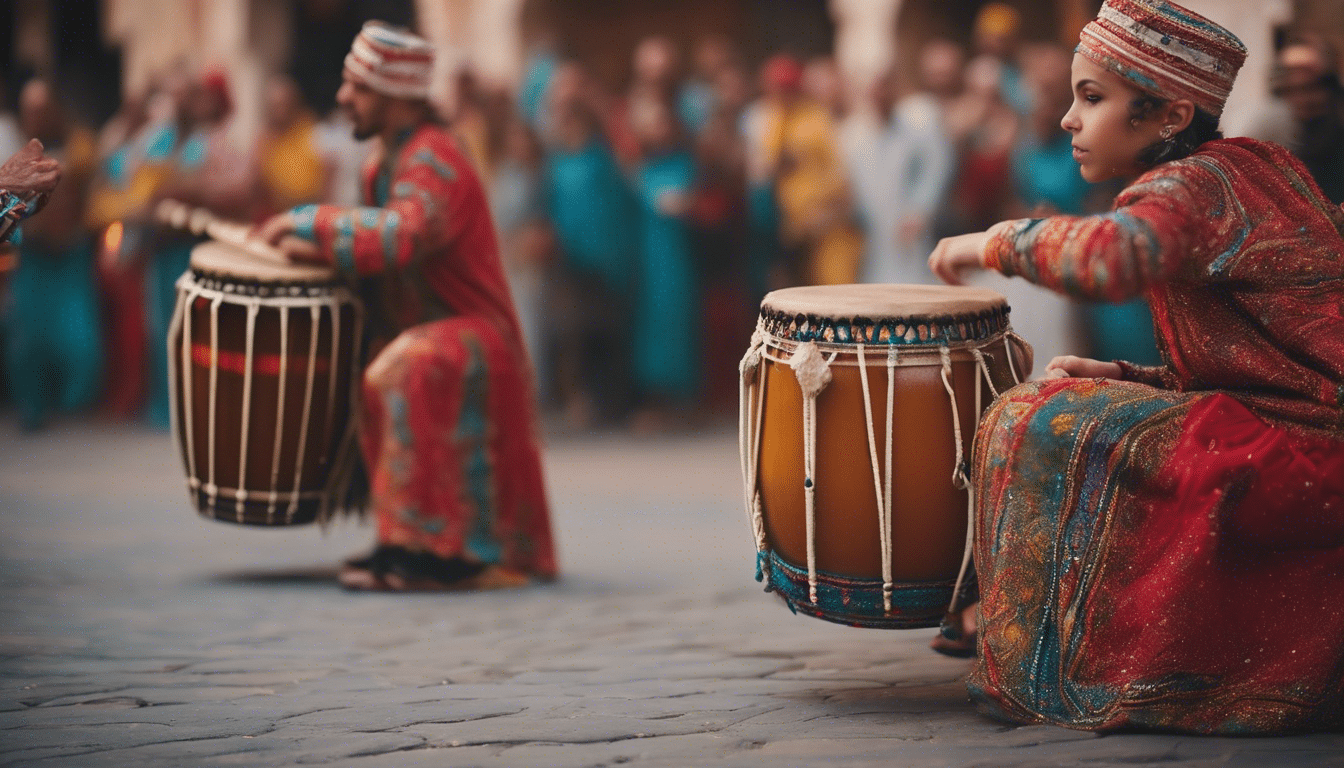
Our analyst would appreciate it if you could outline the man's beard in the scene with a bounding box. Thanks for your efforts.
[352,122,378,141]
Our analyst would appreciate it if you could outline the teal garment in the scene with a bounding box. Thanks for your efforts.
[145,241,194,429]
[544,139,637,291]
[518,51,557,131]
[1087,300,1163,366]
[1012,131,1092,215]
[177,130,208,170]
[633,150,698,399]
[1011,132,1161,366]
[746,181,778,301]
[4,239,103,429]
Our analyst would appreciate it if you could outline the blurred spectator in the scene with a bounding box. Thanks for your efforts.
[143,68,257,429]
[257,74,332,216]
[1010,46,1091,217]
[689,64,751,413]
[973,2,1031,116]
[804,56,849,122]
[0,80,21,161]
[748,54,862,287]
[946,55,1020,233]
[1273,37,1344,204]
[908,39,966,242]
[542,63,637,425]
[845,67,953,284]
[6,78,101,431]
[316,106,372,209]
[631,99,698,427]
[86,89,155,420]
[443,66,494,179]
[612,36,683,167]
[518,32,560,133]
[489,113,552,402]
[680,35,736,136]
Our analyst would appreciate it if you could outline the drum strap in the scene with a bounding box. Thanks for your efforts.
[739,330,770,557]
[789,342,835,605]
[856,343,899,614]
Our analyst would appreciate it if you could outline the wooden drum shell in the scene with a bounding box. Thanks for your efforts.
[170,268,361,526]
[757,345,1019,584]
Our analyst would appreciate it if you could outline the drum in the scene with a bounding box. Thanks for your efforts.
[168,241,363,525]
[739,284,1031,628]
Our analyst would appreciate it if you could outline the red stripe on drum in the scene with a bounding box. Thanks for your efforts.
[191,343,331,377]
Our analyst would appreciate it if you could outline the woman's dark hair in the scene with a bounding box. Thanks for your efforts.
[1129,94,1222,166]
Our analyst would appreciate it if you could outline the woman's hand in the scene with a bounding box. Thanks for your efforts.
[928,231,989,285]
[1044,355,1123,380]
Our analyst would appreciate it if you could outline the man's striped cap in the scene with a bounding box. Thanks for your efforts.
[344,21,435,100]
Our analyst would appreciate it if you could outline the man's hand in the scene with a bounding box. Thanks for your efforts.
[254,211,321,263]
[1043,355,1123,380]
[0,139,61,198]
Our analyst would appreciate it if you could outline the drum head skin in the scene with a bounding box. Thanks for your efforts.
[759,284,1011,346]
[190,240,337,284]
[762,284,1006,320]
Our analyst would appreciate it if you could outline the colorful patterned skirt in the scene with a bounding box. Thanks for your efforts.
[969,378,1344,734]
[360,317,556,580]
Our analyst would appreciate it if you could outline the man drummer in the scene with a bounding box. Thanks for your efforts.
[256,21,556,591]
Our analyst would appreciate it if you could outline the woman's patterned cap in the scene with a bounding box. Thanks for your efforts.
[344,21,435,100]
[1078,0,1247,116]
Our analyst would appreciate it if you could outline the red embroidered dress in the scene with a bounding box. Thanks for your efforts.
[972,138,1344,733]
[292,124,557,580]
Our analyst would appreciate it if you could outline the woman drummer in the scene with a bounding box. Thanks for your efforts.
[928,0,1344,734]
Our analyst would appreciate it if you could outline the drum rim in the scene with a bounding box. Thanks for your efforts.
[189,239,339,284]
[757,284,1012,346]
[757,305,1012,346]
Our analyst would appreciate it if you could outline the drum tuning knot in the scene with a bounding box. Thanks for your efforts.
[789,341,833,398]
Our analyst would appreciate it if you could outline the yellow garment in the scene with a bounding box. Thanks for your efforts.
[87,161,169,230]
[259,115,327,212]
[760,100,861,285]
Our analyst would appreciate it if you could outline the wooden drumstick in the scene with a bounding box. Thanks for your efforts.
[154,200,311,266]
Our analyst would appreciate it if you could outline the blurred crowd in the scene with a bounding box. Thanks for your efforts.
[1,4,1341,433]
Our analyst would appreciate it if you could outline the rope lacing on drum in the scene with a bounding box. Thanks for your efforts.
[790,341,835,605]
[939,344,976,628]
[739,328,770,555]
[856,343,899,614]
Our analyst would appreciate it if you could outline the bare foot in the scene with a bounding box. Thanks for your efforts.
[930,603,978,658]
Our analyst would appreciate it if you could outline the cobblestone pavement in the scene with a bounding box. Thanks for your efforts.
[1,420,1340,767]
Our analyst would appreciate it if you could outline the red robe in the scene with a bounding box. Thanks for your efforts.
[972,138,1344,733]
[293,123,556,579]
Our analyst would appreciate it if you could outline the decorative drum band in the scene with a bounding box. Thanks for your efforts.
[757,304,1011,347]
[188,269,346,300]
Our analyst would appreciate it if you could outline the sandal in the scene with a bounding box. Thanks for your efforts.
[930,607,978,658]
[338,546,525,592]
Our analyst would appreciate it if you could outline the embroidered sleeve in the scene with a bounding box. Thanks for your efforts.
[0,192,28,242]
[984,167,1204,302]
[1115,360,1179,389]
[290,142,458,276]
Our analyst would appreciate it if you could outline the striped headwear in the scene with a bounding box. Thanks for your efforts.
[1078,0,1246,116]
[344,21,435,100]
